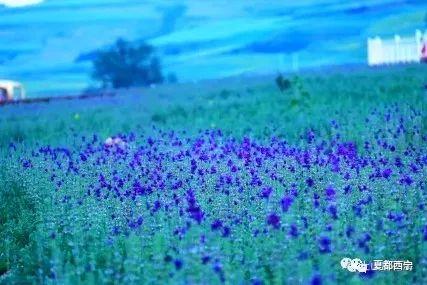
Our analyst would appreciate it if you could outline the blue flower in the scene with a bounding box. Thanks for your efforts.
[395,157,403,168]
[186,190,204,224]
[222,226,231,237]
[174,259,183,270]
[325,185,336,200]
[359,269,376,279]
[318,236,332,253]
[353,204,363,217]
[357,233,371,252]
[281,196,294,212]
[382,168,392,179]
[260,187,273,199]
[211,219,223,231]
[251,278,264,285]
[289,224,298,238]
[327,205,338,219]
[152,200,161,212]
[310,273,322,285]
[213,261,225,282]
[187,205,204,224]
[202,255,211,264]
[346,226,355,238]
[22,159,33,169]
[422,225,427,241]
[128,216,143,229]
[344,185,351,194]
[399,175,413,185]
[266,213,281,229]
[313,193,320,208]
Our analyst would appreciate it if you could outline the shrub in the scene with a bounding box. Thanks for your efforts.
[275,73,291,93]
[167,73,178,84]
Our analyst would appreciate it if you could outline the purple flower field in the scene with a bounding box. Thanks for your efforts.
[1,68,426,284]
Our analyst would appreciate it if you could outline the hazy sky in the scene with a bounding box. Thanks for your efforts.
[0,0,43,7]
[0,0,426,96]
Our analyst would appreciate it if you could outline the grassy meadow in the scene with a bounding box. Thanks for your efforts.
[0,65,426,284]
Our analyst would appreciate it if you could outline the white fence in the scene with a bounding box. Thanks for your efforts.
[367,29,427,66]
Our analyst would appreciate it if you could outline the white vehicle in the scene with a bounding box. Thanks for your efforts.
[0,80,26,102]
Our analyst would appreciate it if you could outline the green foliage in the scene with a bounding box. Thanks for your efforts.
[92,38,164,89]
[0,163,40,283]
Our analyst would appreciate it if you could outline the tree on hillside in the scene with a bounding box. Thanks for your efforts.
[91,38,164,89]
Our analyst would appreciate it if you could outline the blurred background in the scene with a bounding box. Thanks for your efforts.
[0,0,426,97]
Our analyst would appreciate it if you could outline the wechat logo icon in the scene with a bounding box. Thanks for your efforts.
[341,258,368,273]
